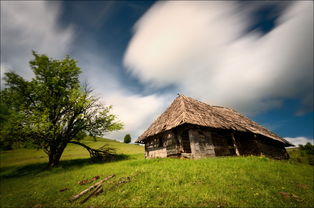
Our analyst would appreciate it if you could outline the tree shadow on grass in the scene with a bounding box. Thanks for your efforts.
[0,154,130,179]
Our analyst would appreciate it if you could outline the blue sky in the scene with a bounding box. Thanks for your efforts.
[1,1,313,145]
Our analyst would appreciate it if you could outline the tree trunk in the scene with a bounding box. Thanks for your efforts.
[48,152,61,168]
[47,145,66,168]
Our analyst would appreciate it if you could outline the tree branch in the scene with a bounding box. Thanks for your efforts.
[68,141,115,161]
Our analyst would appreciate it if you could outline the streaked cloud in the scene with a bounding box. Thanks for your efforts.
[105,92,169,141]
[124,1,313,115]
[1,1,312,141]
[74,49,170,141]
[284,136,314,146]
[0,1,167,141]
[1,1,74,81]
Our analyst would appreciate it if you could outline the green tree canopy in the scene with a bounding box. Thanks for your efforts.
[0,52,123,167]
[123,134,132,143]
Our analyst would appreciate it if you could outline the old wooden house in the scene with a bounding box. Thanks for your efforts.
[135,94,293,159]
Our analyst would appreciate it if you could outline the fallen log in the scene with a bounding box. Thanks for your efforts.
[81,176,132,203]
[69,174,115,202]
[80,184,103,204]
[95,185,103,196]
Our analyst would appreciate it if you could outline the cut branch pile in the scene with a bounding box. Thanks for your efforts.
[69,174,115,203]
[69,174,135,204]
[89,144,116,161]
[78,175,100,185]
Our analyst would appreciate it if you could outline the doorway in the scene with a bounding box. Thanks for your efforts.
[181,130,191,153]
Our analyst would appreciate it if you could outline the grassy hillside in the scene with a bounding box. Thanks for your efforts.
[0,137,144,168]
[1,139,313,208]
[288,147,314,165]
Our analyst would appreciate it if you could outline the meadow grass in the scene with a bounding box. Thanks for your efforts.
[288,147,314,165]
[0,137,143,168]
[0,139,313,208]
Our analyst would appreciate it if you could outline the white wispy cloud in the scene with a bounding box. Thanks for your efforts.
[2,1,312,142]
[74,49,170,141]
[0,1,169,141]
[124,1,313,115]
[1,1,74,82]
[104,92,169,141]
[284,136,314,146]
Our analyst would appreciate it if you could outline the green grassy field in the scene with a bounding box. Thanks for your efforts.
[1,138,313,208]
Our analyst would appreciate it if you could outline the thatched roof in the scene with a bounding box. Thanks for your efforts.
[135,94,293,146]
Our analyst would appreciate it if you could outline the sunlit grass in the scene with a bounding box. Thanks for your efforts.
[0,141,313,208]
[0,137,144,168]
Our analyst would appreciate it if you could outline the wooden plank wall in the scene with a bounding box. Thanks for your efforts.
[144,125,288,160]
[255,136,289,159]
[189,129,215,158]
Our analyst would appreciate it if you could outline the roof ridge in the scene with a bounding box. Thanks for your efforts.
[212,105,232,109]
[179,95,187,123]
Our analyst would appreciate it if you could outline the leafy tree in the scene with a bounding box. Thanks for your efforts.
[123,134,131,143]
[303,142,314,155]
[0,52,123,167]
[299,143,314,154]
[0,101,13,150]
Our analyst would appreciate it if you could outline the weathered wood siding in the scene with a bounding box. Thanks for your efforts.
[144,130,180,158]
[144,125,288,160]
[256,136,289,159]
[189,129,215,158]
[211,130,236,156]
[145,135,167,158]
[164,131,180,156]
[233,132,261,156]
[145,147,167,158]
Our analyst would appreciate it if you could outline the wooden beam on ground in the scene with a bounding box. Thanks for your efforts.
[69,174,115,202]
[80,184,103,204]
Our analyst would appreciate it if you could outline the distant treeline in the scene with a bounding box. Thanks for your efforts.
[298,142,314,155]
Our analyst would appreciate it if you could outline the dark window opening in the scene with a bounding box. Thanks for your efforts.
[159,137,163,147]
[182,130,191,153]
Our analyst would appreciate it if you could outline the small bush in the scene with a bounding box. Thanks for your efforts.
[288,144,314,165]
[123,134,132,143]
